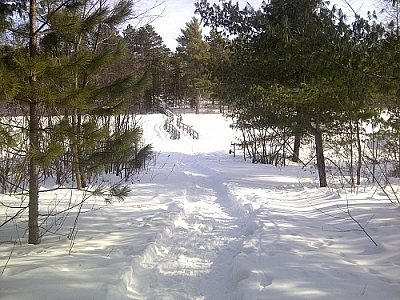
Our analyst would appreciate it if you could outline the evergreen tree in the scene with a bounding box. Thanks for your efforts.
[196,0,386,187]
[206,28,231,112]
[123,24,172,111]
[196,0,335,185]
[1,0,152,244]
[176,17,211,113]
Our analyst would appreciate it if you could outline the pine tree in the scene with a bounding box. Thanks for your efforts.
[1,0,153,244]
[176,17,211,113]
[123,24,172,111]
[206,28,231,112]
[196,0,386,187]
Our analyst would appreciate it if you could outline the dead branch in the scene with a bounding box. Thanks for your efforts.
[1,241,16,275]
[345,198,378,247]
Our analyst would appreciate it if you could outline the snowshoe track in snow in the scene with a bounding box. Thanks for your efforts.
[1,114,399,300]
[105,114,400,300]
[124,154,253,299]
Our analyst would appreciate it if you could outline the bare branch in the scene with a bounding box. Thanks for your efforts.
[1,241,16,275]
[345,197,378,246]
[0,207,27,228]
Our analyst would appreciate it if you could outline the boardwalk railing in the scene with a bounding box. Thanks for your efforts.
[163,111,180,139]
[163,121,180,139]
[176,115,199,139]
[163,111,199,140]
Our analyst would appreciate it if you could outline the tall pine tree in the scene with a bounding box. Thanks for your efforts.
[176,17,211,113]
[1,0,152,244]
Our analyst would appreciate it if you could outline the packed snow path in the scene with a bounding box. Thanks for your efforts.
[1,114,399,300]
[108,114,400,299]
[109,114,254,299]
[122,154,250,299]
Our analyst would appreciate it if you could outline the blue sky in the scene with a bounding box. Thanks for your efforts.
[137,0,379,51]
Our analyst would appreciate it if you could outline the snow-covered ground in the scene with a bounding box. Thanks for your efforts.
[1,113,399,299]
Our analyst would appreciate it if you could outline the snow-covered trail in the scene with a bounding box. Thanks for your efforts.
[122,153,248,299]
[115,113,400,300]
[1,113,399,300]
[110,114,252,299]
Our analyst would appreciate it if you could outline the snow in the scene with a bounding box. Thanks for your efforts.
[1,113,400,300]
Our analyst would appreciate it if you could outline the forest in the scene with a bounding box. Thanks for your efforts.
[1,0,400,246]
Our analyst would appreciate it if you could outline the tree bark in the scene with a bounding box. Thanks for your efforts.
[28,101,40,244]
[292,133,301,162]
[28,0,40,244]
[349,122,355,186]
[72,111,83,189]
[356,122,362,186]
[195,91,200,114]
[314,127,327,187]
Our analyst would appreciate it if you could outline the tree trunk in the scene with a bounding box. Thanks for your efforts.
[356,122,362,186]
[195,91,200,114]
[72,110,83,189]
[292,133,301,162]
[314,127,327,187]
[28,0,40,244]
[349,122,355,186]
[28,101,40,244]
[398,135,400,177]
